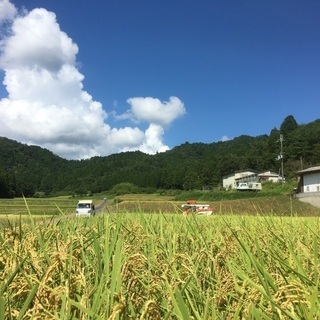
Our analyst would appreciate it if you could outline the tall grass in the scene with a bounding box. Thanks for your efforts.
[1,210,319,319]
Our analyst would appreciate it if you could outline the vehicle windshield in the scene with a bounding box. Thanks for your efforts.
[77,203,91,209]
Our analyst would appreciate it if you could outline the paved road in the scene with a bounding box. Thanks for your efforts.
[295,193,320,208]
[95,199,108,214]
[298,197,320,208]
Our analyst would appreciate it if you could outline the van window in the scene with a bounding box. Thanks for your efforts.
[78,203,90,209]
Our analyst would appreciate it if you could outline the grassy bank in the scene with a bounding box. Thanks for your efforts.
[1,212,320,319]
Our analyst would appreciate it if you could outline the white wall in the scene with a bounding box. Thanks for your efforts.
[223,170,257,189]
[223,174,236,190]
[303,172,320,193]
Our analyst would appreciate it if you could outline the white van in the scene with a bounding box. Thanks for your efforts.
[236,182,262,191]
[76,200,96,217]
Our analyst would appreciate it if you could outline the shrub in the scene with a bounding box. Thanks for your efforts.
[110,182,139,196]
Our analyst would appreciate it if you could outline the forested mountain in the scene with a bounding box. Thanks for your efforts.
[0,115,319,197]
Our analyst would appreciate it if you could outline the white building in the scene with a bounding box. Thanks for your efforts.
[258,171,284,183]
[223,169,258,190]
[223,169,284,190]
[297,166,320,193]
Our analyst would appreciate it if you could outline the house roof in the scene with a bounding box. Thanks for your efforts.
[234,169,257,174]
[297,166,320,175]
[258,171,279,177]
[235,173,257,181]
[222,169,257,179]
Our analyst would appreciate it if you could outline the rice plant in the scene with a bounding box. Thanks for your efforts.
[0,209,319,319]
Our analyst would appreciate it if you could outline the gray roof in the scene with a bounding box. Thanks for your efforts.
[297,166,320,174]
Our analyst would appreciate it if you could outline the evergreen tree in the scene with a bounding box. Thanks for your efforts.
[280,115,298,135]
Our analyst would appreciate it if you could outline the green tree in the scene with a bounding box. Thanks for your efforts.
[110,182,139,195]
[0,171,15,198]
[280,115,298,135]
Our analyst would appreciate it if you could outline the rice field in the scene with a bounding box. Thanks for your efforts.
[0,198,78,216]
[1,210,320,319]
[115,195,320,216]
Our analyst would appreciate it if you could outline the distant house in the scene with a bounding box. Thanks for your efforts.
[258,171,284,183]
[223,169,283,190]
[223,169,258,190]
[297,166,320,193]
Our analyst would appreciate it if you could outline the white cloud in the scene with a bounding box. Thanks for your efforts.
[0,0,16,25]
[1,9,77,71]
[127,96,186,127]
[221,135,231,142]
[0,4,185,159]
[107,127,144,148]
[139,124,169,154]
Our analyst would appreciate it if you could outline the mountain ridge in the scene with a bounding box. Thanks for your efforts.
[0,116,319,197]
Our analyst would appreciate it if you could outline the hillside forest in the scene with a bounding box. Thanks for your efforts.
[0,115,319,198]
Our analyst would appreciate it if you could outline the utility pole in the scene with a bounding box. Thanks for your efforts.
[279,134,284,185]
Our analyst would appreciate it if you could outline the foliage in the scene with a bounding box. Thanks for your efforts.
[0,116,320,196]
[280,114,299,135]
[110,182,140,196]
[0,170,15,198]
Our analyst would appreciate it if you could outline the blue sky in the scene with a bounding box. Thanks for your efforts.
[0,0,319,159]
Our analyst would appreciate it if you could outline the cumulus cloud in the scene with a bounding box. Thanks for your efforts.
[0,0,16,25]
[127,96,186,127]
[0,3,186,159]
[221,135,231,142]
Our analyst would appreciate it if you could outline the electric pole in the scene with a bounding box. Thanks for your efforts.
[279,134,284,185]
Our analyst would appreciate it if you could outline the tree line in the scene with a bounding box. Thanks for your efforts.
[0,115,319,197]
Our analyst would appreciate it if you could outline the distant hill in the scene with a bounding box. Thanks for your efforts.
[0,115,320,197]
